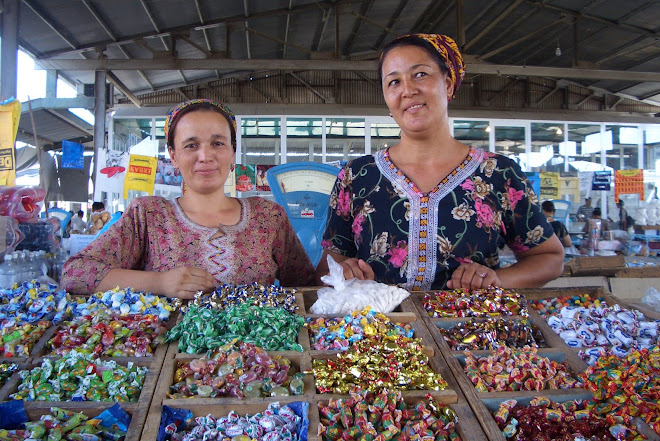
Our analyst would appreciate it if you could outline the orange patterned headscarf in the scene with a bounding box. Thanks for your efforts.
[387,33,466,99]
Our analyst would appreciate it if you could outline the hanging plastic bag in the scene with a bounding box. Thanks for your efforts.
[0,216,24,258]
[311,255,409,314]
[641,286,660,312]
[0,186,46,222]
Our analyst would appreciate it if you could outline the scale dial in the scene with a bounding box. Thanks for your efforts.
[275,169,337,195]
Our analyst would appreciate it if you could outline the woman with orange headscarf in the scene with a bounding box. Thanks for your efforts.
[316,34,564,291]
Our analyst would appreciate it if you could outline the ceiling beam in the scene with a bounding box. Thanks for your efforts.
[36,1,363,60]
[479,17,570,60]
[374,0,410,48]
[424,0,456,33]
[34,58,660,83]
[118,46,154,91]
[106,71,143,107]
[282,0,294,59]
[81,0,116,41]
[465,0,524,52]
[343,0,375,55]
[245,27,313,55]
[45,109,94,135]
[288,72,329,102]
[22,0,78,49]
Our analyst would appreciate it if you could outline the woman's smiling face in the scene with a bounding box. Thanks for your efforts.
[169,109,234,195]
[381,44,453,136]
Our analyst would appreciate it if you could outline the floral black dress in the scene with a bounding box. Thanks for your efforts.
[321,148,554,291]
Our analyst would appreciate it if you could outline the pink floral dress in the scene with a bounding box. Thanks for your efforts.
[322,148,553,291]
[60,196,315,294]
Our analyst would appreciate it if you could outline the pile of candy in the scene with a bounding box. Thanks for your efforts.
[0,281,72,325]
[167,304,305,353]
[581,346,660,436]
[0,406,128,441]
[535,299,658,364]
[493,397,623,440]
[531,294,603,317]
[11,350,148,402]
[165,403,302,441]
[48,312,168,357]
[319,389,460,441]
[439,318,546,351]
[0,363,18,387]
[307,307,414,351]
[179,283,299,314]
[626,260,660,267]
[423,287,526,318]
[463,346,582,392]
[313,334,448,394]
[0,320,50,357]
[72,287,174,320]
[169,342,305,399]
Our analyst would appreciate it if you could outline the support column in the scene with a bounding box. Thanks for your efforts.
[92,70,107,203]
[1,0,19,100]
[45,70,58,98]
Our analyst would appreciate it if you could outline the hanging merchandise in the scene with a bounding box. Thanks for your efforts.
[235,164,255,192]
[0,98,21,186]
[94,149,129,201]
[614,169,644,202]
[61,140,84,169]
[123,154,157,198]
[578,171,594,197]
[524,172,540,198]
[592,170,612,191]
[154,158,182,187]
[539,172,560,199]
[255,164,274,191]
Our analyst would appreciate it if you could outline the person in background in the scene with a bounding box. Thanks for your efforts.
[576,197,594,221]
[60,99,315,299]
[617,200,634,231]
[583,207,610,237]
[86,201,106,230]
[316,33,564,291]
[541,201,572,247]
[69,210,86,233]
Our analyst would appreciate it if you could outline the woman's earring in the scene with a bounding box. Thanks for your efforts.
[230,164,235,172]
[389,112,392,117]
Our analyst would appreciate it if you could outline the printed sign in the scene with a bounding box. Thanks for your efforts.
[123,154,157,198]
[539,172,560,199]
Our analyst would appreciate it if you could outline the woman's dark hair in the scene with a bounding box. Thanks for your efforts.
[541,201,555,213]
[593,207,602,217]
[378,36,449,84]
[92,202,105,211]
[617,200,624,207]
[167,102,236,152]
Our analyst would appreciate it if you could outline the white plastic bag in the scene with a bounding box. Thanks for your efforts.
[310,255,410,314]
[641,286,660,312]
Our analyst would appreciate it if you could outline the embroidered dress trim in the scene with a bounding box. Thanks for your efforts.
[172,197,248,280]
[375,148,484,290]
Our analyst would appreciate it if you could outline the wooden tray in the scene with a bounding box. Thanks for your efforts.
[3,356,160,441]
[568,255,625,276]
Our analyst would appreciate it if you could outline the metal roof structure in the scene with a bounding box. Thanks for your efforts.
[11,0,660,119]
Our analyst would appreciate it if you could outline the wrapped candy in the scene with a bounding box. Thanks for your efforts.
[493,397,623,440]
[313,334,448,394]
[48,312,168,357]
[10,350,147,402]
[423,286,526,318]
[0,320,50,357]
[307,307,414,351]
[533,296,659,365]
[72,287,174,320]
[167,304,304,353]
[439,318,546,351]
[581,346,660,437]
[0,363,18,387]
[0,281,73,326]
[169,341,305,399]
[167,402,302,441]
[178,283,299,314]
[463,346,582,392]
[318,389,460,441]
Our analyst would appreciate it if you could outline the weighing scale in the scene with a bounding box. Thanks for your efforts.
[267,162,340,266]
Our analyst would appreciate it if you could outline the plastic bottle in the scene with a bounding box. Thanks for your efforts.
[12,252,27,284]
[36,250,48,279]
[0,254,17,288]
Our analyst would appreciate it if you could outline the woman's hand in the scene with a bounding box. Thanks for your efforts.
[447,262,501,290]
[339,258,375,281]
[159,266,216,299]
